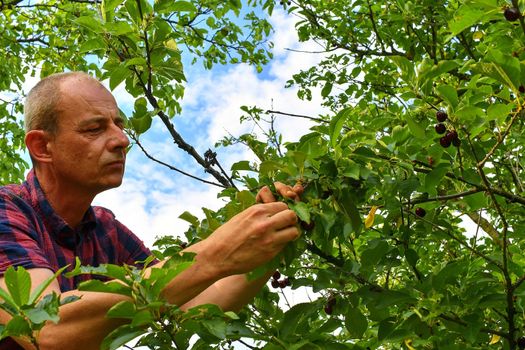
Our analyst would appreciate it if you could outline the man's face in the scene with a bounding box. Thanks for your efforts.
[48,76,130,196]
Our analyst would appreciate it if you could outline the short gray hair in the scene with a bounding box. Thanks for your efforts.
[24,71,94,135]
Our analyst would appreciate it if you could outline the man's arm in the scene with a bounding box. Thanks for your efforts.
[0,184,301,350]
[178,182,303,312]
[0,182,302,349]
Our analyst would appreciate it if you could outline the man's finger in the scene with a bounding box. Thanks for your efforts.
[275,182,301,201]
[267,208,298,230]
[292,183,304,196]
[256,185,276,203]
[273,225,301,244]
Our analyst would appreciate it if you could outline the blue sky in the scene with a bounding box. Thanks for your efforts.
[92,8,328,249]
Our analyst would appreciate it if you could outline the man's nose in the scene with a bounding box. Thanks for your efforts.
[109,124,130,149]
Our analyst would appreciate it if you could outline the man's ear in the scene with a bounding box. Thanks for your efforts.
[25,130,53,164]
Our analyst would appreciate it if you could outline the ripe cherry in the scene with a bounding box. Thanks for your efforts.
[446,130,458,141]
[436,110,448,122]
[271,279,280,289]
[300,220,315,231]
[272,271,281,281]
[415,207,426,217]
[519,85,525,93]
[278,279,288,288]
[324,296,336,315]
[504,7,520,22]
[440,136,452,148]
[435,123,446,134]
[517,336,525,349]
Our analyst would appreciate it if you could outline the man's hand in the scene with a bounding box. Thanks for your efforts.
[256,181,304,204]
[187,181,303,279]
[169,181,304,312]
[196,201,299,277]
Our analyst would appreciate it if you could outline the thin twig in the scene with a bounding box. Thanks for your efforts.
[131,134,226,188]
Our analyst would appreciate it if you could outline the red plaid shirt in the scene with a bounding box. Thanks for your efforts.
[0,169,153,290]
[0,170,154,348]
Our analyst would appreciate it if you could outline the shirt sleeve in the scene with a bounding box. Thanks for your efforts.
[0,193,53,275]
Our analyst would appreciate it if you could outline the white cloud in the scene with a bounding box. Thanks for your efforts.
[95,5,328,251]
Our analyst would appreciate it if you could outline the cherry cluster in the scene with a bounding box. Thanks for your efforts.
[270,271,291,289]
[434,110,460,148]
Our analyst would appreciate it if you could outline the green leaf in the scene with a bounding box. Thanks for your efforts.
[179,211,200,227]
[486,49,521,91]
[154,0,197,13]
[100,325,144,350]
[109,65,132,90]
[131,310,153,327]
[390,55,415,83]
[447,8,487,39]
[455,105,484,123]
[280,302,318,338]
[78,280,132,297]
[361,240,389,266]
[406,117,426,139]
[436,85,458,109]
[78,38,107,53]
[24,308,59,325]
[345,307,368,338]
[107,300,136,319]
[321,82,333,97]
[124,57,147,67]
[487,103,514,124]
[423,164,449,195]
[104,21,135,36]
[74,16,104,33]
[405,248,419,267]
[329,107,351,148]
[231,160,252,171]
[289,201,310,223]
[103,0,125,14]
[0,286,17,313]
[130,114,152,134]
[4,266,31,306]
[463,191,488,211]
[259,160,283,175]
[335,188,362,234]
[4,315,31,337]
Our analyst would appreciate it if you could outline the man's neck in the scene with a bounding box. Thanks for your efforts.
[34,168,95,228]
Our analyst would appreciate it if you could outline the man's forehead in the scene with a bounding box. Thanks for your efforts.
[59,77,118,106]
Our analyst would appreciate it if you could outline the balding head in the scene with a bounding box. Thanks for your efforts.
[24,71,101,135]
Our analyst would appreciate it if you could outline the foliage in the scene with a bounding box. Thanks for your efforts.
[0,0,274,187]
[0,266,78,348]
[3,0,525,349]
[213,0,525,349]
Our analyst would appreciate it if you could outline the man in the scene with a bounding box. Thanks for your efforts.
[0,72,302,349]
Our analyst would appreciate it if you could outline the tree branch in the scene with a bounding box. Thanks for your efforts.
[130,134,226,188]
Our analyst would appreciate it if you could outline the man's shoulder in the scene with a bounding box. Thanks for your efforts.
[0,183,31,206]
[91,206,118,225]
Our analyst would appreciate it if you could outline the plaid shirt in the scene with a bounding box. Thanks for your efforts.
[0,169,154,349]
[0,169,153,291]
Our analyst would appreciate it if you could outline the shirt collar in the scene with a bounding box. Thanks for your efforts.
[24,169,97,249]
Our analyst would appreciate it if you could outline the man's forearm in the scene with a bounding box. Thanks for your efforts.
[180,271,273,312]
[36,290,130,350]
